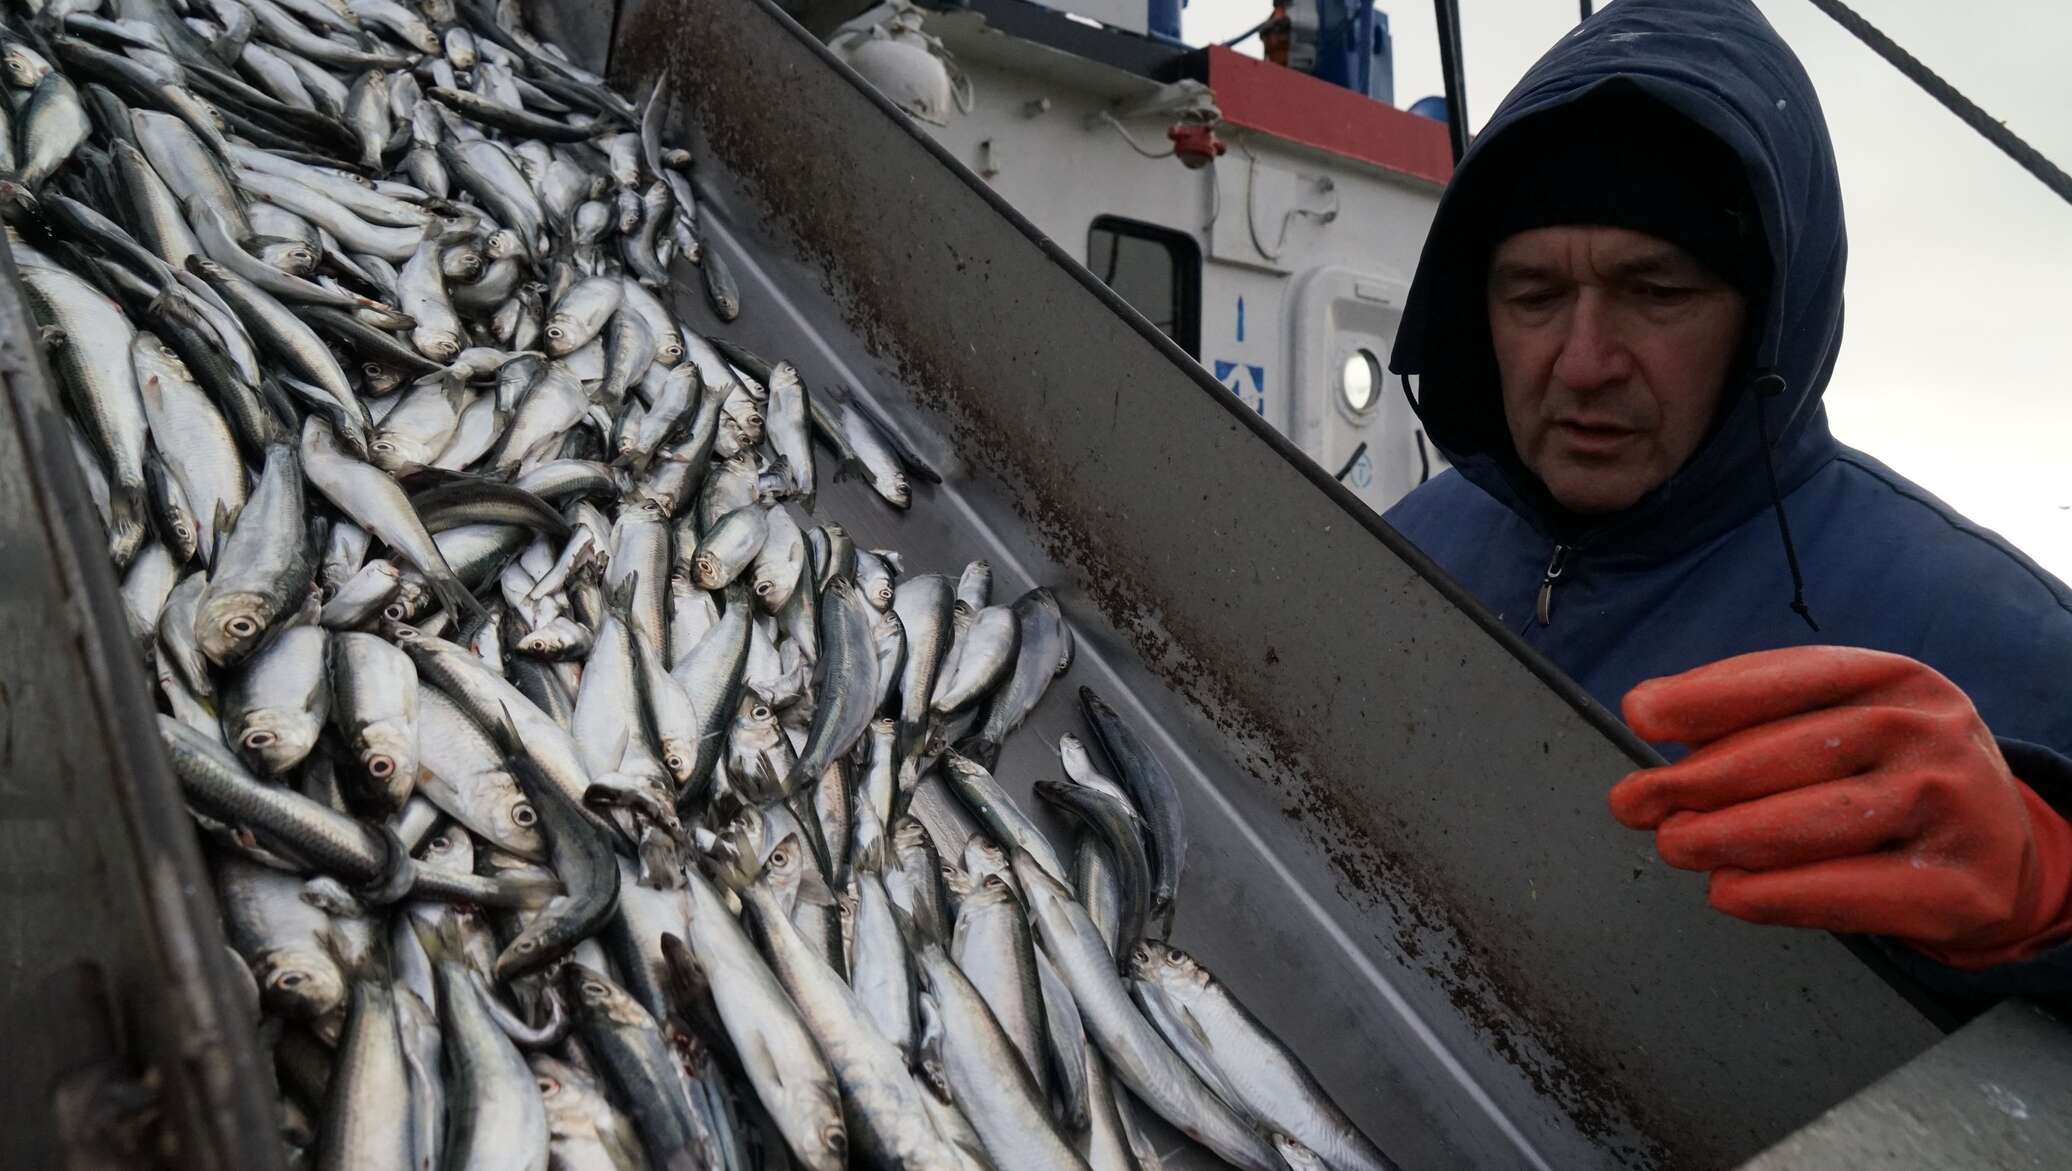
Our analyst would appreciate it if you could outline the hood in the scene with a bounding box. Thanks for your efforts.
[1389,0,1846,563]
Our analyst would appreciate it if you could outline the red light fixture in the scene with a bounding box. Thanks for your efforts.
[1167,122,1227,169]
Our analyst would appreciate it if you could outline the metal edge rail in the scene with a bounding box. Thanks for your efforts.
[0,238,285,1170]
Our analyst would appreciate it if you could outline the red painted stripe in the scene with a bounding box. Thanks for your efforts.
[1206,46,1454,186]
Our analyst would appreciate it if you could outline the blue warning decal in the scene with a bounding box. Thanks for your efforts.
[1212,360,1267,415]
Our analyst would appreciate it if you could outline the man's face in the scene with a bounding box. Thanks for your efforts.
[1486,226,1748,515]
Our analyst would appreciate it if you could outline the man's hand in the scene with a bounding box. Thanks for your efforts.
[1608,646,2072,968]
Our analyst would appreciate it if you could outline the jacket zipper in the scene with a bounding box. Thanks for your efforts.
[1536,544,1571,626]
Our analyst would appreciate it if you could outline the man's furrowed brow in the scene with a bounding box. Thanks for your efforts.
[1604,252,1708,281]
[1488,260,1565,283]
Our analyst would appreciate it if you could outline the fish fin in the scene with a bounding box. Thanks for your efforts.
[915,989,950,1099]
[605,568,640,621]
[1171,1001,1217,1057]
[207,500,235,567]
[484,700,527,753]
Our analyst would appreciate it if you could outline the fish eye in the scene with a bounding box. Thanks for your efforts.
[372,441,394,452]
[822,1125,847,1153]
[363,363,380,376]
[583,980,607,997]
[752,706,771,721]
[366,755,396,778]
[754,581,774,596]
[546,326,564,339]
[242,730,277,749]
[535,1075,560,1096]
[512,802,537,827]
[429,834,450,851]
[275,971,305,989]
[384,604,408,621]
[517,938,538,951]
[392,625,419,640]
[226,616,258,638]
[771,845,791,868]
[666,754,686,772]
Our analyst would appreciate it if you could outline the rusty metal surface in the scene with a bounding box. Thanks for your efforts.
[0,241,285,1171]
[598,0,1946,1167]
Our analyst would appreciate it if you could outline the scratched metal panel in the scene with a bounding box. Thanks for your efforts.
[0,241,285,1171]
[1739,1000,2072,1170]
[594,1,1945,1167]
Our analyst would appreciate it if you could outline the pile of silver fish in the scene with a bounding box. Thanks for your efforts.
[5,0,1400,1168]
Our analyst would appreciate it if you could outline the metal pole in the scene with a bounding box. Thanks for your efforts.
[1432,0,1469,162]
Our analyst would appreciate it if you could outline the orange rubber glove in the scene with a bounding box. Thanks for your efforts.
[1608,646,2072,969]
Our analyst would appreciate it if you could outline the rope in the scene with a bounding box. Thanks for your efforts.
[1801,0,2072,208]
[1751,373,1820,632]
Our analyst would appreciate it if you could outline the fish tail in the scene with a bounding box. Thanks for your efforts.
[706,831,765,894]
[956,736,1000,773]
[430,571,487,625]
[106,481,149,570]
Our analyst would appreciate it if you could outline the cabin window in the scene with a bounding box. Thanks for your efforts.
[1087,217,1201,358]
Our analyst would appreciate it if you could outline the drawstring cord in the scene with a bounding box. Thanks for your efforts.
[1404,368,1819,633]
[1752,371,1819,632]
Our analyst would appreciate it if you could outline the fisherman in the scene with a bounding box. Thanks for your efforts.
[1384,0,2072,996]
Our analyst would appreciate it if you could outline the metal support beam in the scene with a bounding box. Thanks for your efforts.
[1432,0,1470,161]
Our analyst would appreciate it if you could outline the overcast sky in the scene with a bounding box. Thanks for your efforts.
[1183,0,2072,582]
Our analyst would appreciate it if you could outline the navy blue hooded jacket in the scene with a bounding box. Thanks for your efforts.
[1383,0,2072,998]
